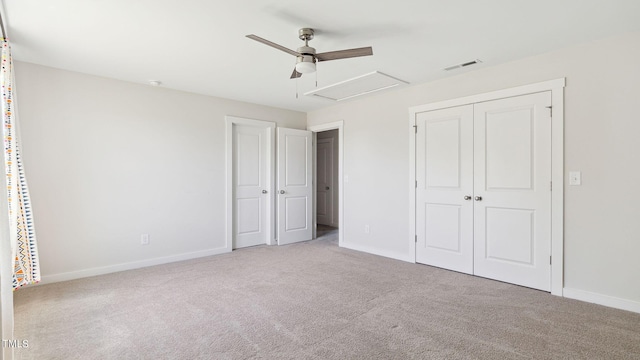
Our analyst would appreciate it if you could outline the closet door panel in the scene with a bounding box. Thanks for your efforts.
[473,91,552,291]
[415,105,474,274]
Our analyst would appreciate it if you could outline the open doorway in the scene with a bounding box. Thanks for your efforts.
[316,129,339,240]
[309,121,343,245]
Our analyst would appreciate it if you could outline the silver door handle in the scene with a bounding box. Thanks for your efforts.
[262,190,268,194]
[474,196,483,201]
[279,190,285,194]
[464,195,472,200]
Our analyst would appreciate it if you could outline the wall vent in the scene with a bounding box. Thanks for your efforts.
[444,59,482,71]
[304,71,409,101]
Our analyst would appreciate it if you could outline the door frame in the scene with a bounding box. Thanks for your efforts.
[309,121,344,246]
[408,78,565,296]
[225,116,276,252]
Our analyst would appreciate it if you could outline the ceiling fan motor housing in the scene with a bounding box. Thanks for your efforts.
[297,45,316,56]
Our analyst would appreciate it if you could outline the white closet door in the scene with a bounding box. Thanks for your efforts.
[277,128,313,245]
[473,91,552,291]
[416,105,474,274]
[233,124,270,249]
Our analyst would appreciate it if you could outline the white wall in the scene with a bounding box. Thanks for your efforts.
[16,62,307,281]
[308,31,640,308]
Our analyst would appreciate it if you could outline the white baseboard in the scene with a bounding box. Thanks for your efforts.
[39,247,230,285]
[563,288,640,314]
[341,241,414,263]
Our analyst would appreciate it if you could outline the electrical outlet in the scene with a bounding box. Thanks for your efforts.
[141,234,150,245]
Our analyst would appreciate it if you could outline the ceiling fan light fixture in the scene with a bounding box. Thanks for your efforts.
[295,55,316,74]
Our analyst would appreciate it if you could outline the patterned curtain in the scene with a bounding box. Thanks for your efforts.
[2,39,40,289]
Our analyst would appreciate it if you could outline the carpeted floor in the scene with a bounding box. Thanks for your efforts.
[13,228,640,359]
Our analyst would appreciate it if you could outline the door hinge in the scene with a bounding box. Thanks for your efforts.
[413,125,417,134]
[415,180,417,188]
[550,181,552,191]
[550,256,552,265]
[415,235,417,243]
[546,105,552,117]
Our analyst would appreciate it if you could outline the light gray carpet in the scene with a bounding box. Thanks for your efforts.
[13,228,640,359]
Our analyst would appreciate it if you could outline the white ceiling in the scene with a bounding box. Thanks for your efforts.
[4,0,640,112]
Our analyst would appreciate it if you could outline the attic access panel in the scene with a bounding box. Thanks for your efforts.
[305,71,408,101]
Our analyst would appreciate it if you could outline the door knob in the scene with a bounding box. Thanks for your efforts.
[464,195,472,200]
[262,190,268,194]
[279,190,285,194]
[325,186,330,190]
[474,196,483,201]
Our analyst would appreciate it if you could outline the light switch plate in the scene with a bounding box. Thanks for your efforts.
[569,171,581,186]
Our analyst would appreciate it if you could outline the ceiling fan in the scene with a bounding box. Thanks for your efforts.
[246,28,373,79]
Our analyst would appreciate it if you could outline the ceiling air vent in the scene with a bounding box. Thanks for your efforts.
[444,59,482,71]
[304,71,408,101]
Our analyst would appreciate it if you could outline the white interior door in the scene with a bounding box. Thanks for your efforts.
[233,124,270,249]
[473,91,552,291]
[415,105,474,274]
[277,128,313,245]
[316,137,334,226]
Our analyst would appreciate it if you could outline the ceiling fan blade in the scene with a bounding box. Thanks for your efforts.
[290,68,302,79]
[316,46,373,62]
[246,34,299,57]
